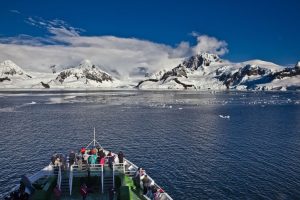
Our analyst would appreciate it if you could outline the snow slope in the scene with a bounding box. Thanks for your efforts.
[0,55,299,90]
[137,53,300,91]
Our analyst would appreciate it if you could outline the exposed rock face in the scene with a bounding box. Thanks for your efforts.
[135,79,159,88]
[40,81,50,88]
[271,64,300,80]
[216,65,272,89]
[181,53,221,70]
[0,77,11,82]
[173,78,195,89]
[160,65,188,82]
[160,53,221,81]
[55,60,113,84]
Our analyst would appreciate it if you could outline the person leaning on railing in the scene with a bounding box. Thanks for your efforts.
[142,175,151,195]
[134,167,145,188]
[69,150,76,166]
[118,151,124,163]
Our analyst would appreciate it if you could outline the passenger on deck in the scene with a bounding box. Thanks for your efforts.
[107,151,114,169]
[114,154,119,164]
[109,187,116,200]
[88,154,97,166]
[149,185,158,199]
[134,167,143,188]
[100,157,105,166]
[69,151,76,166]
[142,175,151,195]
[154,188,165,200]
[83,152,89,164]
[53,185,61,200]
[99,148,105,157]
[90,148,97,155]
[51,153,57,165]
[18,182,29,200]
[118,151,124,163]
[54,157,61,167]
[61,156,67,171]
[80,183,88,200]
[80,147,86,155]
[77,156,83,170]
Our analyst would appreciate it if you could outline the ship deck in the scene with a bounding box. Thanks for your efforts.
[49,175,143,200]
[24,161,170,200]
[4,145,172,200]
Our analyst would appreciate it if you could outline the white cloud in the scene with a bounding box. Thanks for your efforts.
[24,17,83,37]
[10,10,20,14]
[0,18,229,78]
[191,32,228,56]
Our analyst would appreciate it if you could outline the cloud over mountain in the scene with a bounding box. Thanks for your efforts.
[0,16,229,79]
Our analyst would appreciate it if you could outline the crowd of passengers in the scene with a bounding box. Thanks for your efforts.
[133,167,167,200]
[51,147,125,170]
[53,147,167,200]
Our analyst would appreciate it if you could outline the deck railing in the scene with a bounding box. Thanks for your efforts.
[57,165,62,190]
[69,159,173,200]
[123,158,173,200]
[69,165,73,195]
[30,164,54,183]
[70,164,104,195]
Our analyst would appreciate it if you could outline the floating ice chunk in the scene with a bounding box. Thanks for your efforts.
[178,108,183,110]
[219,115,230,119]
[169,105,172,109]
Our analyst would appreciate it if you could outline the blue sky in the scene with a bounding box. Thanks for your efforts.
[0,0,300,68]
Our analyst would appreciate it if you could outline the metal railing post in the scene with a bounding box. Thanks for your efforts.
[69,166,73,196]
[113,164,115,188]
[57,165,62,190]
[101,164,104,193]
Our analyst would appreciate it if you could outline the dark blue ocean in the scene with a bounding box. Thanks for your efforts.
[0,90,300,199]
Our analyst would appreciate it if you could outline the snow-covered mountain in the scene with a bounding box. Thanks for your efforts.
[137,53,300,91]
[43,59,117,88]
[0,60,32,79]
[0,55,299,90]
[0,59,123,89]
[0,60,33,87]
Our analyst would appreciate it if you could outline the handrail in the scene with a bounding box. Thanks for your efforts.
[101,164,104,194]
[69,165,73,196]
[123,158,173,200]
[70,160,173,199]
[113,164,115,188]
[57,165,62,190]
[2,164,54,199]
[29,164,54,183]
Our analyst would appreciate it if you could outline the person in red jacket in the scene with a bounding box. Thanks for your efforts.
[80,147,86,155]
[80,183,88,200]
[53,185,61,200]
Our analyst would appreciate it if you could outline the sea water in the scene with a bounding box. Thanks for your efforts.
[0,90,300,199]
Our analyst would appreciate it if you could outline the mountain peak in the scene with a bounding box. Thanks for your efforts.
[79,59,93,68]
[181,53,221,70]
[1,60,21,69]
[0,60,30,77]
